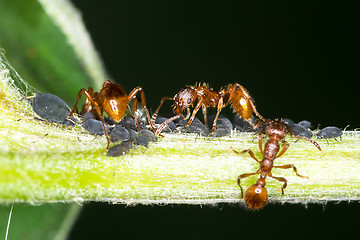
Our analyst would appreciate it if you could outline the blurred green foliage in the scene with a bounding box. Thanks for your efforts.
[0,204,80,240]
[0,0,102,103]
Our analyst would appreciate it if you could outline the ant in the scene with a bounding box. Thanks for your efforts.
[152,83,265,136]
[67,80,156,150]
[232,119,321,210]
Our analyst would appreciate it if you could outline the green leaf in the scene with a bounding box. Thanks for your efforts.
[0,203,80,240]
[0,0,108,237]
[0,0,106,103]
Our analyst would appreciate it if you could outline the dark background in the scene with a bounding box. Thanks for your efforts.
[69,0,359,238]
[71,0,359,129]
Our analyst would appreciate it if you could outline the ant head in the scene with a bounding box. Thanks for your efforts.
[244,183,268,210]
[266,119,287,140]
[173,87,197,115]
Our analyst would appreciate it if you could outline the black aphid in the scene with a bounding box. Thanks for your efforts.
[316,126,343,144]
[211,115,233,131]
[29,93,74,126]
[178,117,209,136]
[110,125,130,142]
[208,116,232,137]
[155,117,177,132]
[106,141,132,157]
[135,135,149,147]
[288,123,313,139]
[233,115,255,132]
[298,120,312,129]
[118,117,137,131]
[283,118,295,125]
[211,127,231,137]
[82,119,110,135]
[127,129,139,142]
[139,129,158,142]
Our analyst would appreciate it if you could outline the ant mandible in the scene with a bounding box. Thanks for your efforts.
[152,83,265,136]
[67,80,156,150]
[232,119,321,210]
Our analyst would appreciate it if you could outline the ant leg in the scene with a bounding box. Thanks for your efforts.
[183,108,191,120]
[231,148,261,164]
[202,105,208,127]
[128,87,157,133]
[211,97,224,134]
[268,172,287,195]
[258,128,264,156]
[186,99,202,127]
[68,88,88,119]
[273,164,308,179]
[286,124,321,151]
[132,97,141,131]
[253,119,269,129]
[237,169,261,198]
[68,88,110,150]
[151,96,172,124]
[274,141,290,159]
[139,89,157,132]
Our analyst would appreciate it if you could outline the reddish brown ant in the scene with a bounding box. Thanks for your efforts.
[232,119,321,210]
[152,83,265,136]
[67,80,156,150]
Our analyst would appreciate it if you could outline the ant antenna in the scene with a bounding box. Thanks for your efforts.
[155,114,181,136]
[286,124,322,151]
[293,135,321,151]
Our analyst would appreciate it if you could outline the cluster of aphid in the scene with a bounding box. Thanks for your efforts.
[27,80,344,210]
[27,81,158,157]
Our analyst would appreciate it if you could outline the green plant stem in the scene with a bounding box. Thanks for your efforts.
[1,52,360,207]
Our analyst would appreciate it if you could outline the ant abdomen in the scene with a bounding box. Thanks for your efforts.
[231,87,254,120]
[244,184,268,210]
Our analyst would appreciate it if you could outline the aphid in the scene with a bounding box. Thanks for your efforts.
[212,127,231,137]
[316,126,343,144]
[233,115,255,132]
[106,141,132,157]
[110,125,130,142]
[136,135,149,147]
[67,80,156,150]
[82,119,110,135]
[178,117,210,136]
[155,117,177,132]
[233,119,321,210]
[127,129,139,142]
[208,115,233,137]
[152,83,265,136]
[208,114,233,132]
[298,120,312,129]
[118,117,137,131]
[139,129,158,142]
[288,123,313,139]
[28,93,75,126]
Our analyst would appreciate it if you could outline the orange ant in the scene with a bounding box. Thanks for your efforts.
[67,80,156,150]
[152,83,265,136]
[232,119,321,210]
